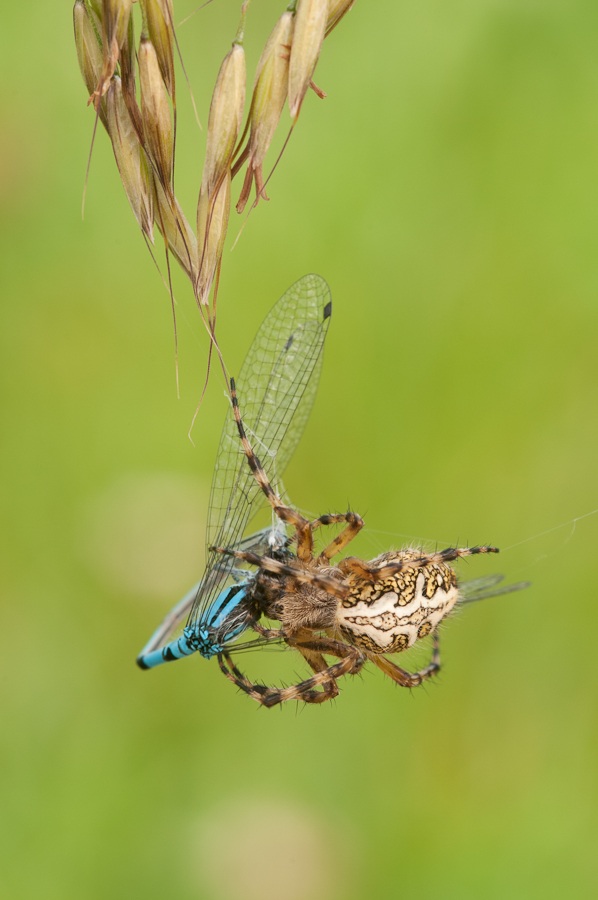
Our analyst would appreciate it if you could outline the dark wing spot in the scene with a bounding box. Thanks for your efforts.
[284,334,294,351]
[323,301,332,320]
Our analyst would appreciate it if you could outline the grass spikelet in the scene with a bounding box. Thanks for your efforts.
[90,0,133,109]
[74,1,108,128]
[141,0,176,100]
[234,10,293,214]
[195,3,247,304]
[106,77,154,241]
[288,0,327,120]
[139,34,174,188]
[325,0,356,38]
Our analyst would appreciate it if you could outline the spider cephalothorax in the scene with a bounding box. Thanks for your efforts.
[212,379,498,708]
[253,559,340,632]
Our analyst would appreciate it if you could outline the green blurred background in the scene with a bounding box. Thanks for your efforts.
[2,0,598,897]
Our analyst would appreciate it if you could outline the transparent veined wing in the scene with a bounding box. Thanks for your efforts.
[137,274,332,667]
[457,574,531,604]
[137,275,332,668]
[188,273,332,630]
[135,525,286,668]
[223,575,534,660]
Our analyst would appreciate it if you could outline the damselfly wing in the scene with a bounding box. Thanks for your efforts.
[457,573,531,604]
[137,274,332,669]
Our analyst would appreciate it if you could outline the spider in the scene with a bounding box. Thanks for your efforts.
[137,274,527,705]
[213,378,499,708]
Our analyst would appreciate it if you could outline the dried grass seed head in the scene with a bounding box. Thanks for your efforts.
[201,40,246,196]
[118,11,145,140]
[73,1,108,128]
[153,177,198,283]
[102,0,133,51]
[118,10,136,87]
[196,170,231,304]
[94,0,133,106]
[236,10,294,214]
[194,4,248,301]
[106,77,154,241]
[325,0,356,37]
[140,0,175,100]
[288,0,328,119]
[139,35,174,187]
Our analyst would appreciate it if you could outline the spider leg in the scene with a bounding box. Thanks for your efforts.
[230,378,313,561]
[292,645,342,702]
[211,546,349,599]
[218,647,360,708]
[307,512,364,561]
[285,638,364,702]
[340,545,499,582]
[251,622,287,640]
[374,633,441,687]
[292,636,367,677]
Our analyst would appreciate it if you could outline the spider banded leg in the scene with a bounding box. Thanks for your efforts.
[374,632,441,687]
[289,643,342,704]
[287,637,366,703]
[211,546,348,600]
[230,378,314,561]
[251,621,289,641]
[218,649,343,707]
[218,640,364,708]
[340,545,499,582]
[292,637,366,677]
[308,513,364,561]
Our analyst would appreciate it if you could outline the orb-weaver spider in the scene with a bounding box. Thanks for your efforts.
[213,378,499,707]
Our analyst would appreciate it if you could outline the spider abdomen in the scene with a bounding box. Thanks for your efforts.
[336,554,459,654]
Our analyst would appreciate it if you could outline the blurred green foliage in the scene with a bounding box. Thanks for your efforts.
[1,0,598,897]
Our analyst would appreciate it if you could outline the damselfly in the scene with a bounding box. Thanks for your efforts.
[136,273,332,670]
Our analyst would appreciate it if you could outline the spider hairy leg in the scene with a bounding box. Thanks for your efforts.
[252,621,289,640]
[230,378,314,560]
[374,632,441,687]
[211,545,349,599]
[340,545,499,582]
[218,641,363,707]
[292,636,366,676]
[308,512,364,560]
